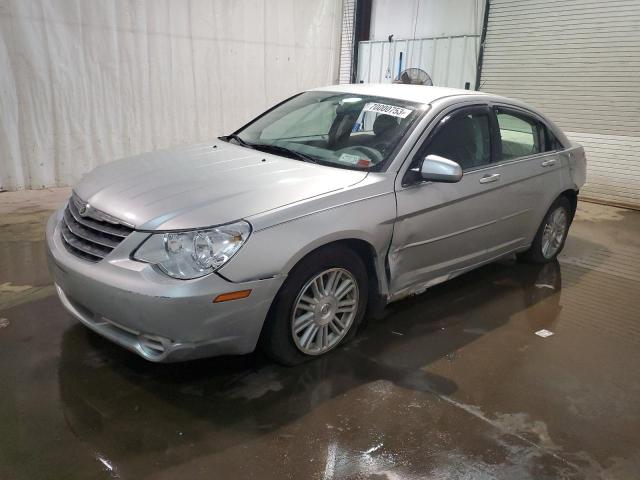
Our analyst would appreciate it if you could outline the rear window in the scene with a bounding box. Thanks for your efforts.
[496,110,542,160]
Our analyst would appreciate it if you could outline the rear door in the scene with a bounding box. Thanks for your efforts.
[489,105,564,250]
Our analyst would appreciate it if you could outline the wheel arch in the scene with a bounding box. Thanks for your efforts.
[559,188,579,221]
[330,238,387,315]
[522,188,579,253]
[257,237,387,362]
[260,236,388,331]
[285,237,386,307]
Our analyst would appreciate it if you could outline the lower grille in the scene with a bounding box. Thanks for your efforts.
[60,196,134,262]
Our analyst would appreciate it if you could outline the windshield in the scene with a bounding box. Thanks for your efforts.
[227,91,427,171]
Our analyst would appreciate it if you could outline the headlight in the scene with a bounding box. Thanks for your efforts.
[133,221,251,279]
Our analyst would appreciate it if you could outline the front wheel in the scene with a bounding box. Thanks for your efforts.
[260,246,368,365]
[518,196,572,264]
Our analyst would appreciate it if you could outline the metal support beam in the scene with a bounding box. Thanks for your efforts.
[475,0,491,90]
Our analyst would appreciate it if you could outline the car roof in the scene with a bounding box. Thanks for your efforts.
[309,83,492,105]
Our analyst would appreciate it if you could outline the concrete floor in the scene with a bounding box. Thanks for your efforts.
[1,188,639,480]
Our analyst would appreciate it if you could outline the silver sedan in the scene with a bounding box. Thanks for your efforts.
[46,84,586,365]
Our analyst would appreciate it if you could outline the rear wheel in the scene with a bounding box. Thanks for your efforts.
[518,196,572,263]
[260,246,368,365]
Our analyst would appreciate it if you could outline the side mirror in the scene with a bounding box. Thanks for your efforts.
[419,154,463,183]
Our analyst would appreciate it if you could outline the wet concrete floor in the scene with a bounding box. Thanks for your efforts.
[1,189,639,479]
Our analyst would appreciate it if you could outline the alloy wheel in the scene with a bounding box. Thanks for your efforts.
[291,268,359,355]
[541,207,568,259]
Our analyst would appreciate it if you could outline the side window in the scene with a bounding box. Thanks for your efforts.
[496,110,542,160]
[423,111,491,170]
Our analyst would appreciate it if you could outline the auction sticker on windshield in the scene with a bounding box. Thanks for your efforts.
[363,102,413,118]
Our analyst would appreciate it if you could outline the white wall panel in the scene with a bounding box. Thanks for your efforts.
[0,0,343,191]
[356,35,479,89]
[480,0,640,209]
[370,0,484,41]
[360,0,483,89]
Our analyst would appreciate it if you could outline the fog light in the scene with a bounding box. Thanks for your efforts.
[139,334,171,357]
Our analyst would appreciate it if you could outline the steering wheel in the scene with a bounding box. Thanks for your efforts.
[372,141,394,157]
[337,145,384,164]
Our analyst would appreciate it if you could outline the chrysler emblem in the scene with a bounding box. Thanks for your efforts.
[78,203,90,217]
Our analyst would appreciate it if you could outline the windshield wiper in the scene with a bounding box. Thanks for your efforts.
[219,136,317,164]
[250,143,317,164]
[218,134,253,148]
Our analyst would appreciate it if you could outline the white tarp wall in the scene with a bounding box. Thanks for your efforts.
[0,0,343,191]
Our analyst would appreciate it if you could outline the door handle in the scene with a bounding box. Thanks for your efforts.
[479,173,501,184]
[541,159,557,167]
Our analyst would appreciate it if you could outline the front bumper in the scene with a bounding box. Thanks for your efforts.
[45,209,284,362]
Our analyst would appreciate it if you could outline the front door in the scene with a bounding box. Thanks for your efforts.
[389,105,506,298]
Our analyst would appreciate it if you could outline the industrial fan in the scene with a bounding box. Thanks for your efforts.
[394,68,433,86]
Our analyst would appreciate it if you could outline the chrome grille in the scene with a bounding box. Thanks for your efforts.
[60,196,134,262]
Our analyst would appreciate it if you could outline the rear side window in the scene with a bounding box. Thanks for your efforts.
[424,111,492,170]
[496,111,542,160]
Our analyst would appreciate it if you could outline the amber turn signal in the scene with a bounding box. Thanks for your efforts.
[213,289,252,303]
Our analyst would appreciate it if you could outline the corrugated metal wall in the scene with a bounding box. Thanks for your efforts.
[338,0,356,84]
[480,0,640,209]
[356,35,480,88]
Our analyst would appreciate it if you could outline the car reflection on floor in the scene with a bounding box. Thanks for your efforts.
[56,259,562,479]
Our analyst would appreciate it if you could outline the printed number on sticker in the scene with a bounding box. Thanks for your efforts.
[363,103,413,118]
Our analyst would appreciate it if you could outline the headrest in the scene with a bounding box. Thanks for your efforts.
[373,115,399,136]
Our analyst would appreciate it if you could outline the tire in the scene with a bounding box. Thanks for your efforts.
[260,245,368,366]
[518,196,572,264]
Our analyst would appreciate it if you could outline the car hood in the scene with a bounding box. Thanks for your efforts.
[74,141,368,231]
